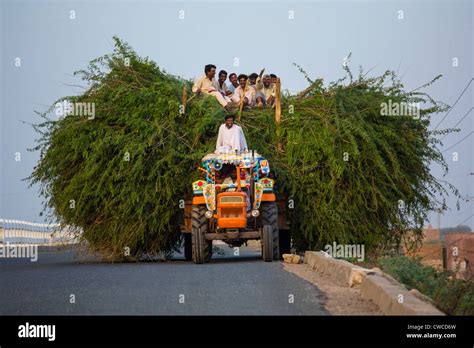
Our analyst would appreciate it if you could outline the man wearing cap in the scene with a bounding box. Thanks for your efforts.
[215,114,248,154]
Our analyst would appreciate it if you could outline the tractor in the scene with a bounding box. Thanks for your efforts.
[182,150,290,263]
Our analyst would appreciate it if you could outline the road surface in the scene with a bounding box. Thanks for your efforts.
[0,244,328,315]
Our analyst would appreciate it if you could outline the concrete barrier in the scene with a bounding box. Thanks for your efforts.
[304,251,444,315]
[360,274,444,315]
[304,251,375,287]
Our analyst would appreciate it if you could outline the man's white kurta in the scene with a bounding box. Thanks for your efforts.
[215,124,248,153]
[192,75,230,107]
[231,86,256,106]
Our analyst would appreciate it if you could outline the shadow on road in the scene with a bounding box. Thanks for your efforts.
[172,255,263,264]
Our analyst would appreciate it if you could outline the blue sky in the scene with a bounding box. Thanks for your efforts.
[1,0,473,228]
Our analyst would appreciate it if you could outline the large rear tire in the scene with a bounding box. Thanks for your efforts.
[191,205,212,264]
[260,202,279,260]
[262,225,273,262]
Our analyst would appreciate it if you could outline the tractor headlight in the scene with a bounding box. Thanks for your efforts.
[205,210,213,219]
[213,160,223,170]
[251,209,260,217]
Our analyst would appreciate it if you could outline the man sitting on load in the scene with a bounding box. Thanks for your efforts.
[256,74,276,107]
[192,64,232,109]
[231,74,256,107]
[216,70,233,97]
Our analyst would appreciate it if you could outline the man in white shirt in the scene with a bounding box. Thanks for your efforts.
[256,74,276,107]
[231,74,256,107]
[192,64,231,108]
[215,114,248,154]
[217,70,233,97]
[227,73,239,93]
[249,72,266,109]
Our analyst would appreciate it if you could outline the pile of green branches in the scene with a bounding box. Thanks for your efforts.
[28,37,457,259]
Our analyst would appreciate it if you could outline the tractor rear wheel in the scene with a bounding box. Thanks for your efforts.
[191,205,212,264]
[262,225,273,262]
[260,201,279,260]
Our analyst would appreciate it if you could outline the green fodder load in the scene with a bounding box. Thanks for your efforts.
[29,38,457,260]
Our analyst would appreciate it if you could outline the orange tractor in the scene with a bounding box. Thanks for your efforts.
[182,151,290,263]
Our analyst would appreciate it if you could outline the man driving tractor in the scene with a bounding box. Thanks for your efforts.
[215,114,248,154]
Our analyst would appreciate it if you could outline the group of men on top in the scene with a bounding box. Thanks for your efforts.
[192,64,278,110]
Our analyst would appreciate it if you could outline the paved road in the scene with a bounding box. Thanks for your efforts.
[0,244,328,315]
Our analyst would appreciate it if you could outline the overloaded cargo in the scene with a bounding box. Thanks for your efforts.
[28,37,456,260]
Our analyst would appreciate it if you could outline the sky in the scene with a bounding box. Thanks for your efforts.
[0,0,473,229]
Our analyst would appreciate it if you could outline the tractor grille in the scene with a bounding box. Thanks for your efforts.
[220,196,244,204]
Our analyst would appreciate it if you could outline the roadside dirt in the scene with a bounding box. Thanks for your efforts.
[283,263,383,315]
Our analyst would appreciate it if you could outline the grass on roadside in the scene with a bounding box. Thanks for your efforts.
[378,255,474,315]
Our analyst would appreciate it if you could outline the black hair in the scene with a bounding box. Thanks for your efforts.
[218,70,227,77]
[249,73,258,79]
[229,73,237,79]
[237,74,248,81]
[224,114,235,121]
[205,64,217,74]
[270,74,277,78]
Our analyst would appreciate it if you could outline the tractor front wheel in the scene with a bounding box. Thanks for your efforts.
[260,202,279,260]
[191,205,212,264]
[262,225,273,262]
